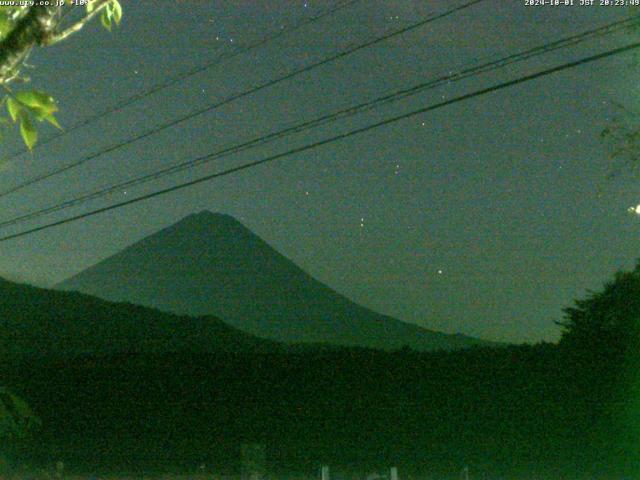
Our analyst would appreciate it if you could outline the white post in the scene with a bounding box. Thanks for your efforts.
[390,467,398,480]
[321,465,330,480]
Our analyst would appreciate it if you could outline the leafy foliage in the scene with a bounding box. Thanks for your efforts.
[3,90,61,150]
[93,0,123,31]
[558,261,640,354]
[0,1,123,149]
[0,7,25,42]
[556,261,640,475]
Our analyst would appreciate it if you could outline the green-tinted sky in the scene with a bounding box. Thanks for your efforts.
[0,0,638,343]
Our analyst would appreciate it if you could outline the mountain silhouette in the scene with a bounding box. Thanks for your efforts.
[0,276,279,357]
[57,211,489,350]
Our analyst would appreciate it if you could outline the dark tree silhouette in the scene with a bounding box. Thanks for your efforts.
[557,261,640,477]
[558,260,640,358]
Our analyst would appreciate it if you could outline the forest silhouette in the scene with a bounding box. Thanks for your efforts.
[0,262,639,478]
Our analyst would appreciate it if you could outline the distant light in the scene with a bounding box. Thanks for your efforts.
[628,204,640,215]
[437,269,443,275]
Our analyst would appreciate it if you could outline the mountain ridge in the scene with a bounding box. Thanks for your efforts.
[57,211,493,351]
[0,275,280,357]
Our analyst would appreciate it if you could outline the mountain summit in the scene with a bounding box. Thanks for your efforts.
[57,211,487,351]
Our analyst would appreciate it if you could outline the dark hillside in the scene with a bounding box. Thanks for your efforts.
[0,277,280,357]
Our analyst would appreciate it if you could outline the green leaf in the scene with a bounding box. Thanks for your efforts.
[15,90,57,115]
[30,105,58,123]
[30,108,47,122]
[0,15,13,40]
[101,9,112,31]
[111,0,122,24]
[6,97,21,122]
[45,114,62,130]
[18,112,37,150]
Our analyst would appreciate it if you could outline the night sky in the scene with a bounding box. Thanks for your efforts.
[0,0,638,343]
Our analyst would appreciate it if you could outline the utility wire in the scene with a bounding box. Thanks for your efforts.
[4,0,363,159]
[0,0,485,200]
[0,15,635,230]
[1,40,638,243]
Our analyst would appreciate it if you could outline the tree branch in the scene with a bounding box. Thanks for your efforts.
[48,0,112,45]
[0,5,62,84]
[9,6,31,23]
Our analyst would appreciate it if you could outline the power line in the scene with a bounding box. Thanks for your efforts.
[5,0,363,159]
[0,15,635,230]
[0,0,485,200]
[1,40,638,243]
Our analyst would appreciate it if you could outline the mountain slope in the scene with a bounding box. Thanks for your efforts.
[57,211,489,351]
[0,276,279,356]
